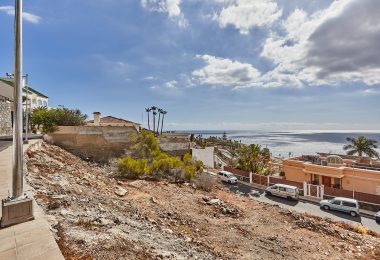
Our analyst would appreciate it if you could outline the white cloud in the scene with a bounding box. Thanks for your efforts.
[140,0,188,28]
[362,88,380,96]
[213,0,282,34]
[192,55,261,87]
[165,80,177,88]
[260,0,380,87]
[143,76,156,80]
[0,6,41,24]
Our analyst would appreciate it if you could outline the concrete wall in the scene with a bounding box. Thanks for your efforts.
[157,136,192,157]
[191,147,214,168]
[46,126,138,162]
[47,126,193,162]
[0,100,12,136]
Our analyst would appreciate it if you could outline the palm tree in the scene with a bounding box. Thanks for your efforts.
[145,108,151,130]
[160,110,167,135]
[157,108,163,136]
[151,106,157,133]
[343,136,379,158]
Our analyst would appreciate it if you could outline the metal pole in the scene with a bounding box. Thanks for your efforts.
[24,74,29,143]
[352,162,355,199]
[12,0,24,199]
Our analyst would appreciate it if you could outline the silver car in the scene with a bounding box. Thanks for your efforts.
[375,211,380,224]
[320,197,360,217]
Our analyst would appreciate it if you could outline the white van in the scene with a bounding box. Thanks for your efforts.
[218,171,238,184]
[265,184,299,200]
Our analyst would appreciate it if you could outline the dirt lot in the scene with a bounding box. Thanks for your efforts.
[25,142,380,260]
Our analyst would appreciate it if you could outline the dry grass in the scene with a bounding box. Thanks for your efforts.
[352,225,369,235]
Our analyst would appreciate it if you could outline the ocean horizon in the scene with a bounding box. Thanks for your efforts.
[180,130,380,158]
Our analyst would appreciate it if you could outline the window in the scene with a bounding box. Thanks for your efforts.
[331,200,341,205]
[342,201,356,208]
[38,100,42,106]
[333,178,341,189]
[43,101,47,107]
[286,188,294,193]
[312,174,319,185]
[279,187,286,192]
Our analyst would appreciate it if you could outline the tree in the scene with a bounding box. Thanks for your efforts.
[160,110,167,135]
[236,144,272,175]
[151,106,157,133]
[30,107,87,133]
[222,131,227,141]
[343,136,379,158]
[157,108,162,136]
[145,108,151,130]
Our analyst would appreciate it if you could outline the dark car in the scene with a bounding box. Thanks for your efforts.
[376,211,380,224]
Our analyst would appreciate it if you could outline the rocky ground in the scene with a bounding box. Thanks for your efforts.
[25,142,380,260]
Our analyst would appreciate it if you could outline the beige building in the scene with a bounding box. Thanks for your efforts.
[282,154,380,197]
[87,112,140,132]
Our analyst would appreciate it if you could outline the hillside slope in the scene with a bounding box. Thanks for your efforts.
[26,143,379,259]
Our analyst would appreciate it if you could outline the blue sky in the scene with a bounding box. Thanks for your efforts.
[1,0,379,130]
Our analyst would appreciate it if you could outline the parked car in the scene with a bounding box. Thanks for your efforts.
[265,184,299,200]
[375,211,380,224]
[218,171,238,184]
[320,197,360,217]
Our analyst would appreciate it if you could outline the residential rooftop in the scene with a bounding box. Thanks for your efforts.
[0,77,48,98]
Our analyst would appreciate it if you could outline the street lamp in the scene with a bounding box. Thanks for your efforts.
[1,0,34,228]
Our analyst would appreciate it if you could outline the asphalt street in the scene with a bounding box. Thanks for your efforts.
[0,140,12,153]
[222,181,380,234]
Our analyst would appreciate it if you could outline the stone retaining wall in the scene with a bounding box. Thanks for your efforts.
[0,100,12,136]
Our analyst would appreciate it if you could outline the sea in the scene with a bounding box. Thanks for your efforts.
[184,130,380,158]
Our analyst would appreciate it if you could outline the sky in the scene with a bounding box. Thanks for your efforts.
[0,0,380,131]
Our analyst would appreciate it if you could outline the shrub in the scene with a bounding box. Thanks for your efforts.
[118,131,203,181]
[352,225,369,235]
[193,173,214,192]
[280,171,285,177]
[118,156,148,179]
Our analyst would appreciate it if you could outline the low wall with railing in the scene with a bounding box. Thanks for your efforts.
[223,165,380,208]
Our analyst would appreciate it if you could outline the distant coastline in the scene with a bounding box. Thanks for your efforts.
[180,130,380,158]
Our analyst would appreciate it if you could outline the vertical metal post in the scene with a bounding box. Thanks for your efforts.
[12,0,24,199]
[352,162,355,199]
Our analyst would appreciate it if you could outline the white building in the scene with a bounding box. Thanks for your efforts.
[0,77,49,109]
[191,147,215,168]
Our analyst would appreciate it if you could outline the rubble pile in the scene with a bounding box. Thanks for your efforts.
[26,143,380,259]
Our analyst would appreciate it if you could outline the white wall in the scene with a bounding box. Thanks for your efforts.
[192,147,215,168]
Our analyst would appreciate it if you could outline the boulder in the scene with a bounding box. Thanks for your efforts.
[114,187,128,197]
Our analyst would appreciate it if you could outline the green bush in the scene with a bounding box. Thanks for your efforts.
[118,156,148,179]
[118,130,203,181]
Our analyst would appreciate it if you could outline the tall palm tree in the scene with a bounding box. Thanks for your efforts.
[160,110,167,135]
[157,108,163,136]
[145,108,151,130]
[343,136,379,158]
[151,106,157,133]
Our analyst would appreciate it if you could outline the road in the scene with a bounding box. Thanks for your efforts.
[0,140,12,153]
[222,181,380,234]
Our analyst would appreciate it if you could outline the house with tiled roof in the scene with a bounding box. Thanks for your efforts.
[87,112,140,132]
